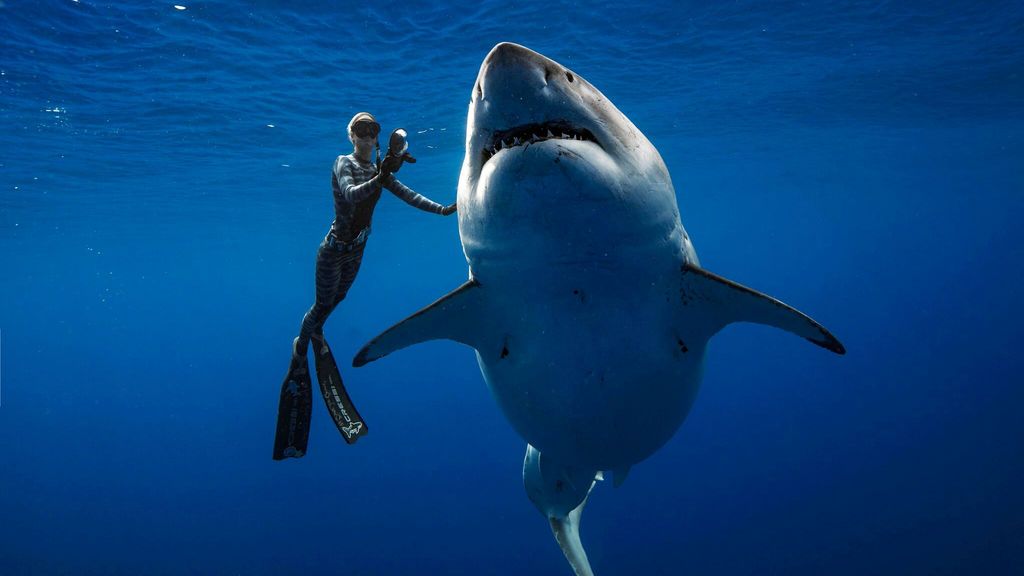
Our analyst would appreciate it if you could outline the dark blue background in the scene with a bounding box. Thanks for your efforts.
[2,1,1021,574]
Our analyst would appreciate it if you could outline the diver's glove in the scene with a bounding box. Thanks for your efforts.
[379,155,402,178]
[441,202,457,216]
[380,151,416,177]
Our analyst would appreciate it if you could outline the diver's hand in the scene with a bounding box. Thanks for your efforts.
[441,203,457,216]
[380,154,403,176]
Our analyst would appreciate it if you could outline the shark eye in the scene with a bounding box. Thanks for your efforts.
[565,71,574,83]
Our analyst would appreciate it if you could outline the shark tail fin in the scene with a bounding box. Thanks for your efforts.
[524,445,598,576]
[353,279,485,367]
[550,498,595,576]
[681,263,845,354]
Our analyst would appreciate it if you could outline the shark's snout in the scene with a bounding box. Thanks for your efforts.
[470,43,603,170]
[476,42,554,101]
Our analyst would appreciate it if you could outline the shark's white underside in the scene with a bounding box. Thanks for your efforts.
[354,43,843,576]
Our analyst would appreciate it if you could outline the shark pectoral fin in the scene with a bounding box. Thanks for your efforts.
[353,279,485,367]
[681,263,845,355]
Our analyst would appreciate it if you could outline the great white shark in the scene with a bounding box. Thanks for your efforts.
[354,42,845,576]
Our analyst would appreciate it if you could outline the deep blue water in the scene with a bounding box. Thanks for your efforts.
[2,1,1023,574]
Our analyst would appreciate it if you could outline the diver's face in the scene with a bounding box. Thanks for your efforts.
[351,131,376,151]
[350,122,379,153]
[352,134,373,154]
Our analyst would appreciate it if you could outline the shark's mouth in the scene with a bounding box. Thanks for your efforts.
[480,120,600,166]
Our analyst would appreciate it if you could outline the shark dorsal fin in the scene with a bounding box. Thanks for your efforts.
[680,264,845,354]
[353,279,486,367]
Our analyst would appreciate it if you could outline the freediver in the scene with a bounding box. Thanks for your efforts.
[273,111,457,459]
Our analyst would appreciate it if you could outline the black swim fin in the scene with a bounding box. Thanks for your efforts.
[272,356,313,460]
[312,336,368,444]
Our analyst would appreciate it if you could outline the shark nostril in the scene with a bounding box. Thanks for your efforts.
[476,82,483,100]
[565,71,574,83]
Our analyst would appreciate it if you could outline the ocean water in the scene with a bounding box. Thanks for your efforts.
[2,1,1022,574]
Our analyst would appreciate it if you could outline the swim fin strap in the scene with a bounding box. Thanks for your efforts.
[272,356,313,460]
[312,336,368,444]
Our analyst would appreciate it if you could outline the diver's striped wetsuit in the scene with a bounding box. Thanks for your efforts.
[295,154,446,355]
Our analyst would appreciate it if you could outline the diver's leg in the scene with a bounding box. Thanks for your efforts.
[309,244,370,444]
[326,244,367,315]
[274,238,344,460]
[296,239,347,357]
